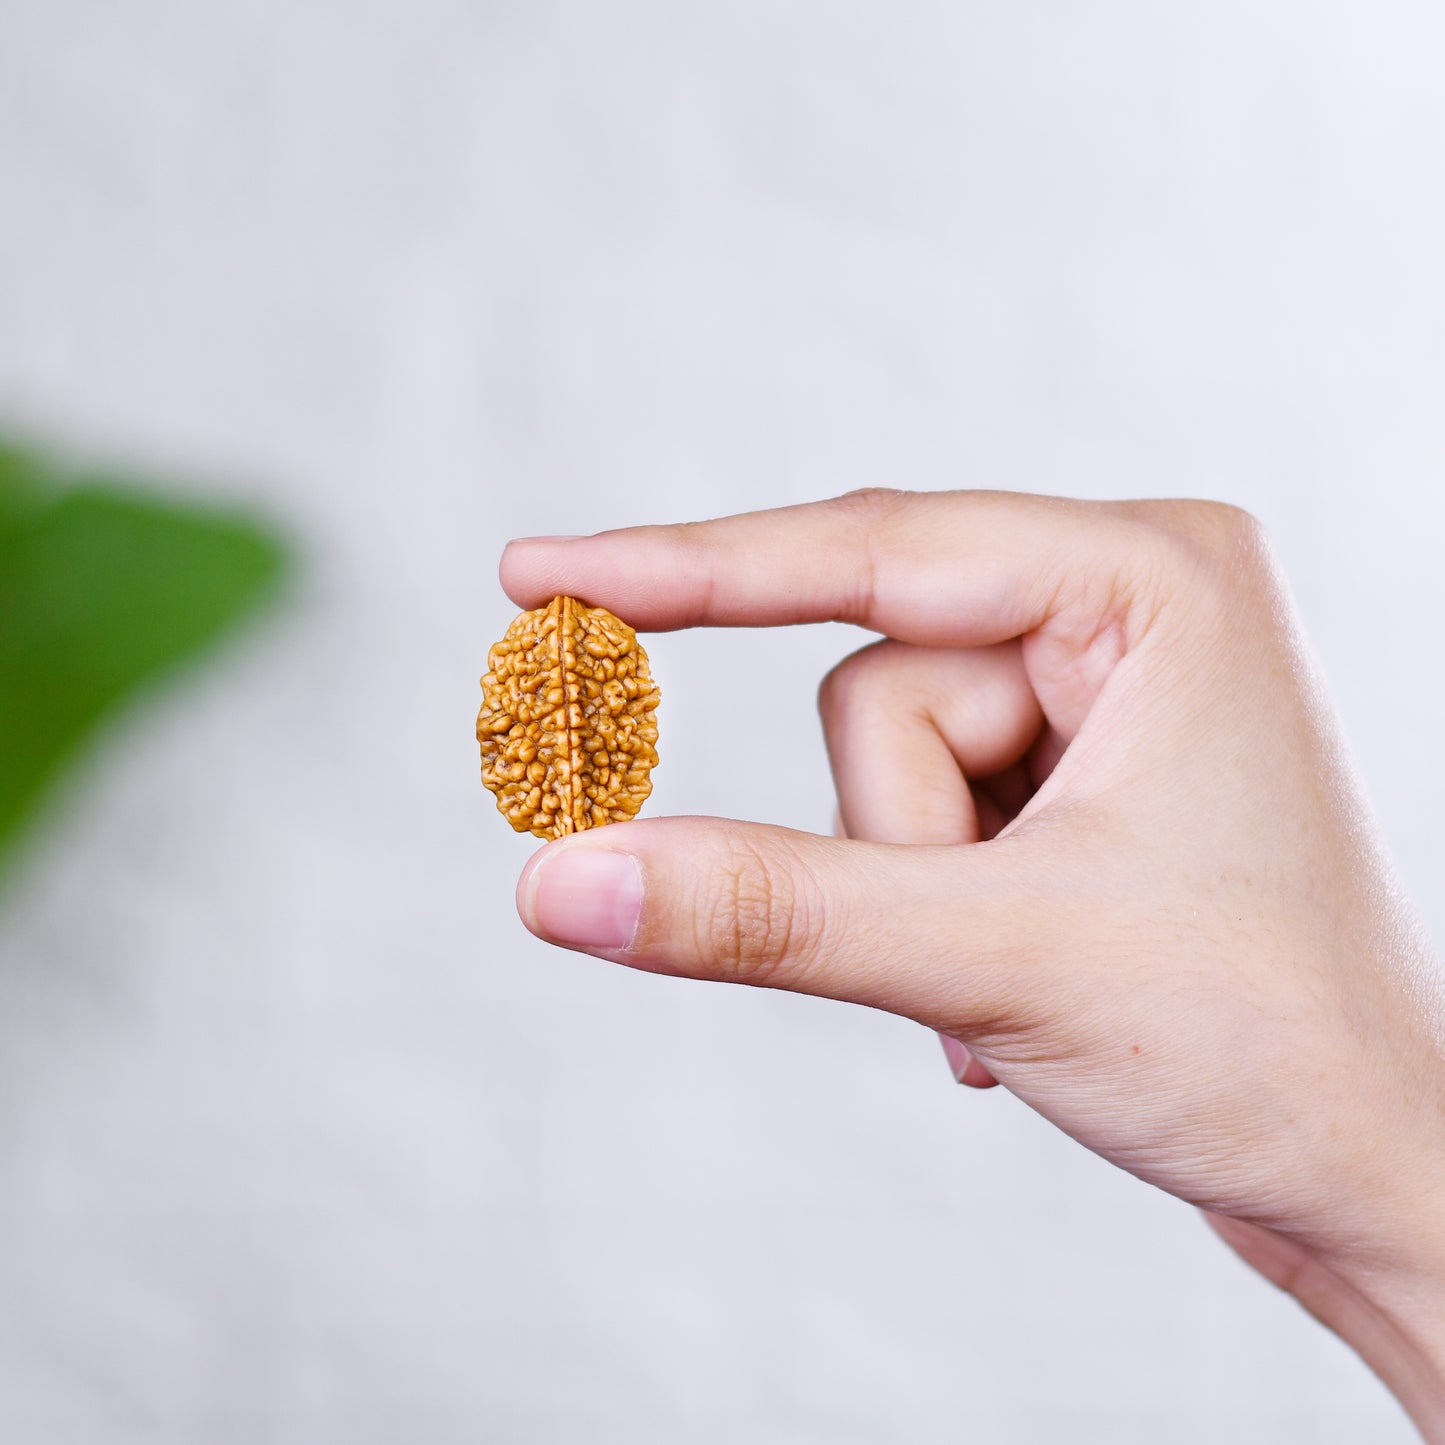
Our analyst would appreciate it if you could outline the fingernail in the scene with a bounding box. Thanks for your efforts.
[939,1033,972,1085]
[511,534,584,545]
[526,847,642,950]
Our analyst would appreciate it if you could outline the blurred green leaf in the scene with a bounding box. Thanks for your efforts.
[0,442,288,874]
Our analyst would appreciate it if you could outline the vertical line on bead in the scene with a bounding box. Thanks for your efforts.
[558,594,578,836]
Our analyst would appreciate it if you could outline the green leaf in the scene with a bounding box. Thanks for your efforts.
[0,444,289,874]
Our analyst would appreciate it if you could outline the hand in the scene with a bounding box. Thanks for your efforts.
[500,489,1445,1435]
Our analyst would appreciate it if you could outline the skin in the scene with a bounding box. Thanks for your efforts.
[499,489,1445,1436]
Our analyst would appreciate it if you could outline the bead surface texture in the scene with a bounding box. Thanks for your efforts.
[477,596,660,839]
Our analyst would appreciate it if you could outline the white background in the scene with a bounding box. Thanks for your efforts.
[1,3,1443,1440]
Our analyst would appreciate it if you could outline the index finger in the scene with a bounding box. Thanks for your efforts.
[500,488,1133,649]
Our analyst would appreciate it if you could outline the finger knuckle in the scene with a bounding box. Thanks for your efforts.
[1104,502,1281,634]
[1125,498,1270,568]
[699,836,826,990]
[816,639,902,724]
[834,486,913,522]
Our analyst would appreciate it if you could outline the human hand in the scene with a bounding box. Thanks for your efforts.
[500,490,1445,1435]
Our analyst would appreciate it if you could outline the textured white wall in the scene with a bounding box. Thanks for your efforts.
[1,2,1442,1440]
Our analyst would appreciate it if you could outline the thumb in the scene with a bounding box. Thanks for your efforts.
[515,816,1055,1032]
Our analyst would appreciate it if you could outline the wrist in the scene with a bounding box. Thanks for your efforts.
[1299,1247,1445,1439]
[1307,919,1445,1433]
[1215,1166,1445,1436]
